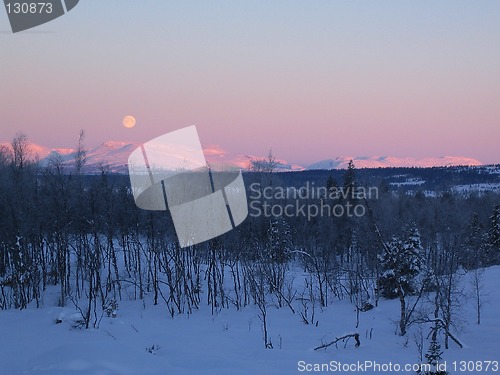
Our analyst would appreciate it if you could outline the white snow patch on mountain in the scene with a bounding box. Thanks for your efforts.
[307,156,482,170]
[0,141,484,173]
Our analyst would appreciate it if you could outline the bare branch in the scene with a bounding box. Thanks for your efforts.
[314,333,360,350]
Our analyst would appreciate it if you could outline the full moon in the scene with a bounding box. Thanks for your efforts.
[122,115,136,129]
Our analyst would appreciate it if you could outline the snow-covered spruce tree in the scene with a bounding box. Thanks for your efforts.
[423,333,448,375]
[266,217,292,264]
[263,218,292,308]
[378,229,424,299]
[460,212,485,269]
[485,204,500,265]
[377,228,426,335]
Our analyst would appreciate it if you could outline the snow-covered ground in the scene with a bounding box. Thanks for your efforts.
[389,178,426,187]
[1,267,500,375]
[452,183,500,195]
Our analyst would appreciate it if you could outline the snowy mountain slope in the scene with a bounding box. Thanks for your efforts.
[307,155,482,170]
[0,140,484,173]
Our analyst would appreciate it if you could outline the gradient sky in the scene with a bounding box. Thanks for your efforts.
[1,0,499,165]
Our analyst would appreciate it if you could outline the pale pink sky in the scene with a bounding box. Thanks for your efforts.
[1,1,499,164]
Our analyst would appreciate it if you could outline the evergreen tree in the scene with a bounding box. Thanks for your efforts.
[377,228,424,299]
[326,175,338,197]
[423,333,448,375]
[342,160,356,200]
[460,212,485,269]
[485,204,500,265]
[266,217,292,263]
[377,228,428,335]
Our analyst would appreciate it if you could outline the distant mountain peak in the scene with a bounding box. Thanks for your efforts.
[1,140,484,173]
[102,141,136,149]
[307,156,482,170]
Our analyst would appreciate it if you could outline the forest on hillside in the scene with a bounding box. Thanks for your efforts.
[1,134,499,373]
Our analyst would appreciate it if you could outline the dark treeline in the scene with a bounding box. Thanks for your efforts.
[0,135,499,360]
[254,164,500,193]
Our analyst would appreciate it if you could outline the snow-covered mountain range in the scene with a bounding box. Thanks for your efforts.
[0,141,483,173]
[307,156,482,170]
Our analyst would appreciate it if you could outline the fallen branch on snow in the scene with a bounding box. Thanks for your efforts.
[314,333,360,350]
